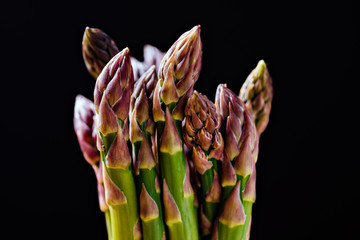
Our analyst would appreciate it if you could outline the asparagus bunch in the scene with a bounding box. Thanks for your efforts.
[213,85,259,240]
[75,24,274,240]
[73,95,111,237]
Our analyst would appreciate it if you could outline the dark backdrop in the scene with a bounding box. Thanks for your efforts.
[0,0,356,239]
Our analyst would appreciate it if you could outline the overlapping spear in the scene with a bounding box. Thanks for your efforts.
[74,25,273,240]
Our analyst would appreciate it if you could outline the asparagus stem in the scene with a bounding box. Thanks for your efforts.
[240,201,253,240]
[95,48,140,240]
[104,210,112,240]
[130,66,165,240]
[159,151,197,240]
[153,25,202,240]
[214,85,259,240]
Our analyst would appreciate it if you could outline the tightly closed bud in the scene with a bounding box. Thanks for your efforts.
[158,25,202,107]
[215,84,258,179]
[82,27,119,79]
[94,48,134,134]
[143,44,166,74]
[73,95,100,165]
[129,66,157,144]
[219,181,245,227]
[131,66,158,114]
[183,91,223,170]
[239,60,273,135]
[132,45,165,81]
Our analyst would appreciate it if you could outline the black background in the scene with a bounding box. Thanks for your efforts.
[0,0,356,239]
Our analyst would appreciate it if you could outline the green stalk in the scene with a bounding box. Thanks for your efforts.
[129,66,165,240]
[217,222,244,240]
[100,133,140,240]
[104,210,112,240]
[160,151,197,240]
[133,136,165,240]
[217,181,245,240]
[200,163,216,222]
[240,201,253,240]
[157,108,198,240]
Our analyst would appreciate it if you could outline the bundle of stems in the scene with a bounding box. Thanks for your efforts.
[74,25,273,240]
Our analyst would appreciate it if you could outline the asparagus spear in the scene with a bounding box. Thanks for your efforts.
[183,91,224,237]
[82,27,119,79]
[238,60,273,239]
[239,60,273,136]
[129,66,165,240]
[143,44,166,74]
[73,95,111,238]
[152,25,202,240]
[94,48,141,240]
[213,84,259,240]
[132,45,166,81]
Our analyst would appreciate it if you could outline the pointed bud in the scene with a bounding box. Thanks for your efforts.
[122,117,130,141]
[196,128,213,151]
[103,162,127,205]
[183,158,194,198]
[98,93,118,136]
[233,134,253,178]
[158,25,202,106]
[163,179,182,225]
[133,65,158,105]
[239,60,273,135]
[208,130,224,161]
[145,118,155,136]
[160,107,182,155]
[172,86,193,121]
[205,170,222,203]
[192,146,213,175]
[219,181,245,227]
[140,184,159,221]
[97,180,108,212]
[96,130,104,151]
[106,128,132,169]
[221,152,237,187]
[160,62,180,105]
[243,163,256,203]
[225,118,240,161]
[94,47,134,126]
[129,110,144,144]
[152,81,165,122]
[82,27,119,79]
[138,137,156,170]
[133,218,142,239]
[215,84,229,121]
